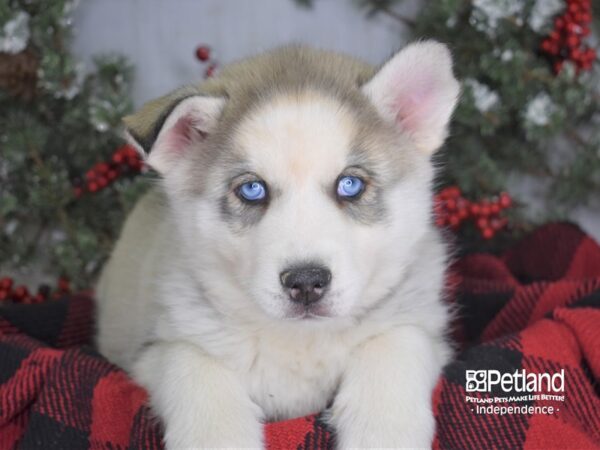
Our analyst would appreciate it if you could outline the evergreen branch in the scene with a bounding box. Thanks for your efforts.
[27,144,82,258]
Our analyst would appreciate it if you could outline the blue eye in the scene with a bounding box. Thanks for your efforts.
[337,176,364,198]
[239,181,267,202]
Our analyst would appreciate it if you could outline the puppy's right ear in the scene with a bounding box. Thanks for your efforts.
[124,91,226,174]
[362,41,459,155]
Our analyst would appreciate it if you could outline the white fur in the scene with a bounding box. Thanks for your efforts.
[97,42,458,449]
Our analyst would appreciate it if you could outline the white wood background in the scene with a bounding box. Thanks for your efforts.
[71,0,417,105]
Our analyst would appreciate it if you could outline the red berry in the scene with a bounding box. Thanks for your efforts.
[566,35,580,48]
[490,203,500,215]
[125,146,138,158]
[448,215,460,227]
[107,169,118,181]
[12,285,28,300]
[112,152,124,164]
[0,277,13,290]
[88,181,98,193]
[482,228,495,240]
[97,176,108,189]
[195,45,211,62]
[0,290,8,301]
[499,193,512,208]
[85,169,96,181]
[442,186,461,199]
[469,204,481,216]
[476,217,489,230]
[445,198,457,211]
[97,162,109,174]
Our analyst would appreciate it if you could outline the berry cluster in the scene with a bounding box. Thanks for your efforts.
[195,45,218,78]
[540,0,595,74]
[0,276,71,304]
[74,145,143,197]
[434,186,512,240]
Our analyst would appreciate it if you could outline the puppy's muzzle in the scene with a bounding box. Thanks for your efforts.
[280,265,332,305]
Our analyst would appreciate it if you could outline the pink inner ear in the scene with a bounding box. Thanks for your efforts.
[161,115,206,155]
[392,77,435,133]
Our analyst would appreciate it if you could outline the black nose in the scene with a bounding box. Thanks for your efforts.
[280,265,332,305]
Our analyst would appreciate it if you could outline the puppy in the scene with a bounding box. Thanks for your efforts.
[97,41,459,449]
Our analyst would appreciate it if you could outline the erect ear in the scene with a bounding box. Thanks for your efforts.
[362,40,460,154]
[123,90,226,174]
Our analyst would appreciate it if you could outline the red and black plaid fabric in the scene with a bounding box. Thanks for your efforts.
[1,223,599,449]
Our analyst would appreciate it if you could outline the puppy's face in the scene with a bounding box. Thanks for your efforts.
[127,42,459,323]
[203,92,431,320]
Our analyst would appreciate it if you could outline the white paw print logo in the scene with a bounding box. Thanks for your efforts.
[466,370,487,392]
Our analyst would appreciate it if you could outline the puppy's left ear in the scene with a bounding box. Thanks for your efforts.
[123,87,226,174]
[362,40,460,154]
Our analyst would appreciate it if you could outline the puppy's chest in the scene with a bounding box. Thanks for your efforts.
[243,335,349,420]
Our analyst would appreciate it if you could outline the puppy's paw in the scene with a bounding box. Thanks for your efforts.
[163,421,264,450]
[328,404,435,449]
[133,342,265,450]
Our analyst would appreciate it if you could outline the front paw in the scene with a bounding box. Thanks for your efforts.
[163,419,264,450]
[159,396,265,450]
[328,407,435,449]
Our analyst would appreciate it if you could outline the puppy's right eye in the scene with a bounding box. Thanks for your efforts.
[237,181,267,203]
[337,176,364,199]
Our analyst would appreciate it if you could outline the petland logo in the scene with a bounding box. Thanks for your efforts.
[466,369,565,393]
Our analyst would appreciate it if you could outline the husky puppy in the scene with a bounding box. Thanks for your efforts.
[97,41,459,449]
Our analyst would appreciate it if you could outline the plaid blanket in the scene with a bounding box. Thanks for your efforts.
[1,223,599,449]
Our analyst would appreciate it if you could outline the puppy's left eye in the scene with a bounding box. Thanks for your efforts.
[238,180,267,202]
[337,176,364,199]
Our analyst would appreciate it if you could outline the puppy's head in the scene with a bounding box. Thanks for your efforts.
[125,42,459,323]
